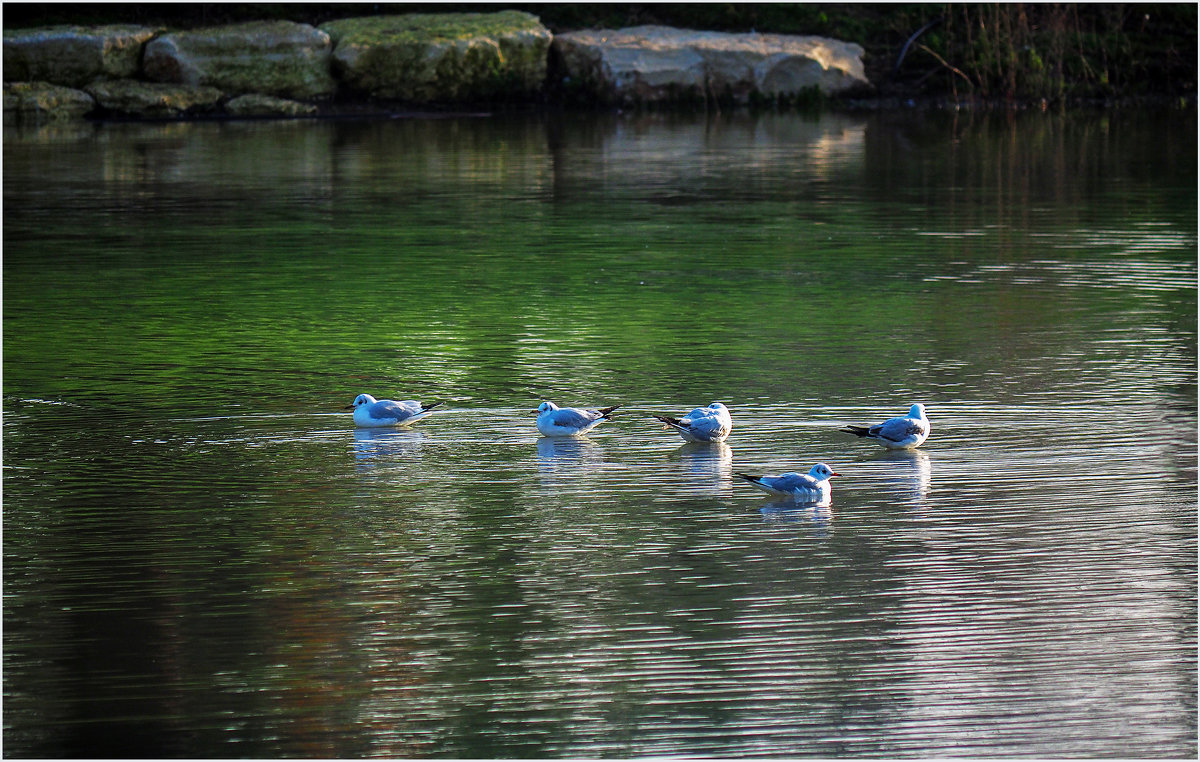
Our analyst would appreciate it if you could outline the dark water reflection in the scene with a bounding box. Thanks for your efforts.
[4,109,1196,758]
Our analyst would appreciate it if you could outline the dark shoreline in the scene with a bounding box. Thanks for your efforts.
[71,93,1194,125]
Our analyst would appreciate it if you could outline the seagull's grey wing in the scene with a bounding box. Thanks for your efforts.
[771,472,814,491]
[554,408,600,427]
[796,474,822,491]
[372,400,419,420]
[871,416,925,442]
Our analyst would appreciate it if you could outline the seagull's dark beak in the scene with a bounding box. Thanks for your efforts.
[831,471,842,477]
[344,404,355,410]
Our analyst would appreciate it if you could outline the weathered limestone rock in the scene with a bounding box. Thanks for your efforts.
[321,11,551,102]
[85,80,223,117]
[3,25,159,88]
[225,93,317,117]
[3,81,96,119]
[554,26,869,104]
[143,20,334,99]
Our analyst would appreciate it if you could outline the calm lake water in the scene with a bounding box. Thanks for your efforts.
[4,108,1196,758]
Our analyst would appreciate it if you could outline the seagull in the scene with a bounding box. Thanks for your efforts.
[652,402,733,443]
[840,403,930,449]
[346,394,442,428]
[736,463,841,504]
[535,401,620,437]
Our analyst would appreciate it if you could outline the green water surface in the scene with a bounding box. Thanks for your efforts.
[4,109,1196,758]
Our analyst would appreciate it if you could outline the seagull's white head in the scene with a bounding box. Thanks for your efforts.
[809,463,841,480]
[536,401,559,415]
[707,402,729,413]
[345,393,376,410]
[909,403,927,419]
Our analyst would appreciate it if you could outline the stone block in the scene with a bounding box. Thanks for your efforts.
[554,26,869,104]
[143,20,334,99]
[225,93,318,117]
[321,11,551,102]
[86,79,223,117]
[3,81,96,119]
[4,25,158,87]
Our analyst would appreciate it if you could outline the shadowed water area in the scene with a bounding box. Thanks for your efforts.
[3,109,1196,758]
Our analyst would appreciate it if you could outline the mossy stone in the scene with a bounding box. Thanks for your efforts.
[225,93,318,117]
[321,11,551,103]
[85,79,223,117]
[142,20,335,100]
[3,25,159,87]
[3,81,96,120]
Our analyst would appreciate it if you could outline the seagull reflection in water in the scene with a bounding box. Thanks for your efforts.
[536,435,602,461]
[535,435,605,485]
[669,441,733,494]
[871,448,931,508]
[353,428,427,462]
[760,499,832,535]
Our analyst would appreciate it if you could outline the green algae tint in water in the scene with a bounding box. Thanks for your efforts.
[3,110,1196,758]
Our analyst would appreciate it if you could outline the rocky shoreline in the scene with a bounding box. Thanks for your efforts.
[3,10,873,122]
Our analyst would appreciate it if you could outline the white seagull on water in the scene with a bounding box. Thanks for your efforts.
[840,403,930,449]
[347,394,442,427]
[736,463,842,504]
[652,402,733,443]
[535,401,621,437]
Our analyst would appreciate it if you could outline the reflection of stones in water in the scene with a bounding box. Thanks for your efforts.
[353,428,426,462]
[760,499,832,535]
[671,441,733,493]
[872,449,931,507]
